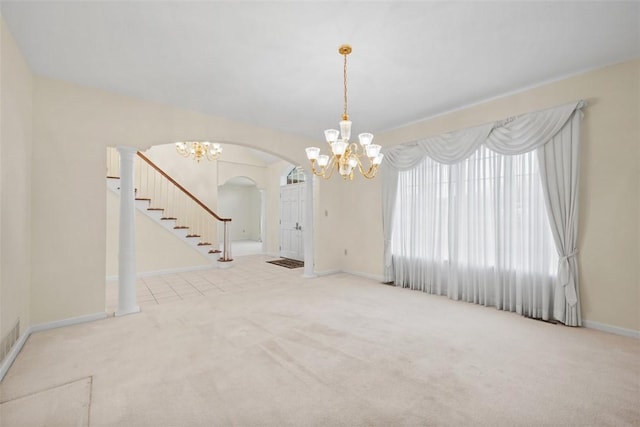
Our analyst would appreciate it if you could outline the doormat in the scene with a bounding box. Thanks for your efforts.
[266,258,304,269]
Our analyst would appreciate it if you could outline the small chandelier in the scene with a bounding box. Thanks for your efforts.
[175,141,223,162]
[305,44,383,180]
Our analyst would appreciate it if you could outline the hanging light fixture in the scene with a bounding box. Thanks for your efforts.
[175,141,223,162]
[305,44,383,180]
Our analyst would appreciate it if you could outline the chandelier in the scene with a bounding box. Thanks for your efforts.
[305,44,383,180]
[175,141,223,162]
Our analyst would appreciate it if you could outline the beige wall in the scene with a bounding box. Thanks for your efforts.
[0,20,32,337]
[342,59,640,332]
[314,176,347,273]
[217,184,261,241]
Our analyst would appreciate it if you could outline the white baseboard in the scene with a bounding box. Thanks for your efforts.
[315,269,384,282]
[0,311,108,382]
[343,270,385,283]
[0,328,31,383]
[583,320,640,339]
[314,269,342,277]
[30,312,108,334]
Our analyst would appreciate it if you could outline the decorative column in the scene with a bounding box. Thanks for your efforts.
[115,146,140,316]
[303,171,316,278]
[259,189,266,252]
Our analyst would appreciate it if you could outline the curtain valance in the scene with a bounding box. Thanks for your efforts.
[382,100,585,169]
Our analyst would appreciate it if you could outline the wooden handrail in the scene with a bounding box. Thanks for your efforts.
[136,151,231,222]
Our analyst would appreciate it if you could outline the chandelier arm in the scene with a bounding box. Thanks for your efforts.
[323,156,338,180]
[309,160,325,178]
[176,144,188,157]
[355,157,368,176]
[362,165,380,179]
[309,157,337,180]
[205,148,221,161]
[354,156,379,179]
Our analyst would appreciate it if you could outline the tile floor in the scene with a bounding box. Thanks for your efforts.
[105,253,304,313]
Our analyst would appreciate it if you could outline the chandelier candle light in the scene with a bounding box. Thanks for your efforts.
[175,141,223,162]
[305,44,383,180]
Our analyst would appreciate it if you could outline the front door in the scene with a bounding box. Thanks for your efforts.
[280,183,305,260]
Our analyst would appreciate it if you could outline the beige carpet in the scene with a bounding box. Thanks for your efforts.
[2,255,639,426]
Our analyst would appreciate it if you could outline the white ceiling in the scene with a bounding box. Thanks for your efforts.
[2,1,638,141]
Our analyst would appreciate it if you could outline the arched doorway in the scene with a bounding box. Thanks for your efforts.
[218,176,263,257]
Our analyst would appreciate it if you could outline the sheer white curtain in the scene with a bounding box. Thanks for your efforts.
[382,101,584,325]
[392,146,558,319]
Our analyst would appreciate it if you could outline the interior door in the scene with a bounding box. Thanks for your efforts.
[280,183,305,260]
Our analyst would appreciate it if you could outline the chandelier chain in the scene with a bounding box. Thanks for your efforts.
[343,52,348,120]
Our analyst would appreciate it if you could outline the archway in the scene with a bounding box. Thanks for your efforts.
[218,176,263,257]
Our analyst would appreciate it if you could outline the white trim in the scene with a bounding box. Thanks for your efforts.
[343,270,385,283]
[315,269,384,282]
[583,320,640,339]
[314,269,342,277]
[30,312,108,334]
[0,329,30,382]
[0,312,108,382]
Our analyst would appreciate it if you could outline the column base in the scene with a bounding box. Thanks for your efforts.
[217,258,234,269]
[115,305,140,317]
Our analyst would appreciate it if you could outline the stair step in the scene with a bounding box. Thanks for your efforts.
[147,208,164,211]
[209,249,222,254]
[174,226,189,230]
[197,242,212,246]
[135,198,151,201]
[161,217,177,221]
[186,234,201,238]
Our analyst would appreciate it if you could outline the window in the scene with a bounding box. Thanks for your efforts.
[286,167,306,185]
[391,145,558,307]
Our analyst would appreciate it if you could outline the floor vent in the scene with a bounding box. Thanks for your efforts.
[1,319,20,362]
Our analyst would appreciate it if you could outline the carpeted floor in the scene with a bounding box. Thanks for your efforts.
[1,255,639,426]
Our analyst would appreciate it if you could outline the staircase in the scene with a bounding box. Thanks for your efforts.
[106,148,232,263]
